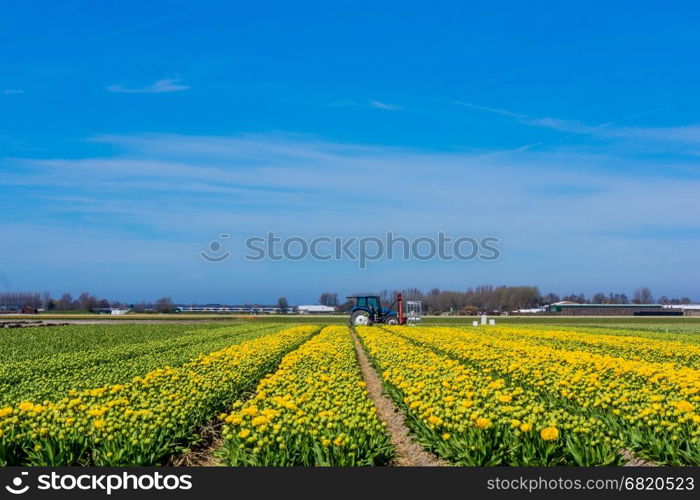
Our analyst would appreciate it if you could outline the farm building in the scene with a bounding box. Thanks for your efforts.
[663,304,700,316]
[297,305,336,314]
[548,303,677,316]
[175,305,290,314]
[90,308,130,315]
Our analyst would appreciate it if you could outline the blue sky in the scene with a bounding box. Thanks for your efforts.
[1,0,699,303]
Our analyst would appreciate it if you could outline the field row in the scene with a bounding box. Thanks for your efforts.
[219,326,392,465]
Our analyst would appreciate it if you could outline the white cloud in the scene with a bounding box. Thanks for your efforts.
[106,78,190,94]
[369,99,401,110]
[3,132,699,299]
[6,133,700,235]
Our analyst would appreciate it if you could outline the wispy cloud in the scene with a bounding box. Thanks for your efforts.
[453,100,700,148]
[603,124,700,144]
[523,117,591,133]
[107,78,190,94]
[453,101,527,119]
[77,0,211,47]
[369,99,401,110]
[2,89,25,95]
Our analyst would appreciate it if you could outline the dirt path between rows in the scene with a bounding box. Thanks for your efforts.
[169,421,224,466]
[621,449,657,467]
[350,327,448,467]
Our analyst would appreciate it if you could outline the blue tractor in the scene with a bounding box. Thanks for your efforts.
[347,294,405,326]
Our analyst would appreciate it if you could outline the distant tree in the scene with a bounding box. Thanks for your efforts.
[133,302,148,313]
[76,292,99,311]
[378,289,395,307]
[0,292,42,310]
[542,293,560,305]
[337,298,354,313]
[591,292,608,304]
[58,293,74,310]
[277,296,289,313]
[657,296,692,305]
[319,292,339,307]
[77,292,90,310]
[608,292,624,304]
[41,291,51,310]
[562,293,586,304]
[155,297,174,313]
[424,288,443,314]
[403,288,424,301]
[632,287,654,304]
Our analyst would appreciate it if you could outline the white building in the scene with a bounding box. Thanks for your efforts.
[662,304,700,310]
[297,305,336,314]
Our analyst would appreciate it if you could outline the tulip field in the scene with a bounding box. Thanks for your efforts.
[0,321,698,466]
[359,326,699,466]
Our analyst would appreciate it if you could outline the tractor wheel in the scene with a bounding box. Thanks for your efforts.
[384,315,399,325]
[350,311,370,326]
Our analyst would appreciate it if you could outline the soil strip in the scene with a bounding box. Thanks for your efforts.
[169,420,224,466]
[350,327,448,467]
[621,449,657,467]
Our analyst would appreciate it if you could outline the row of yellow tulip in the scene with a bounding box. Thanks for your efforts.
[0,323,229,363]
[357,326,623,465]
[0,325,319,465]
[466,325,700,368]
[392,326,700,465]
[220,326,393,465]
[1,324,284,405]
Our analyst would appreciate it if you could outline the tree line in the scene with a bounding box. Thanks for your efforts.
[318,286,693,315]
[0,286,694,315]
[0,292,175,313]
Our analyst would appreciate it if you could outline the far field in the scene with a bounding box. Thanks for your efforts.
[3,313,700,330]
